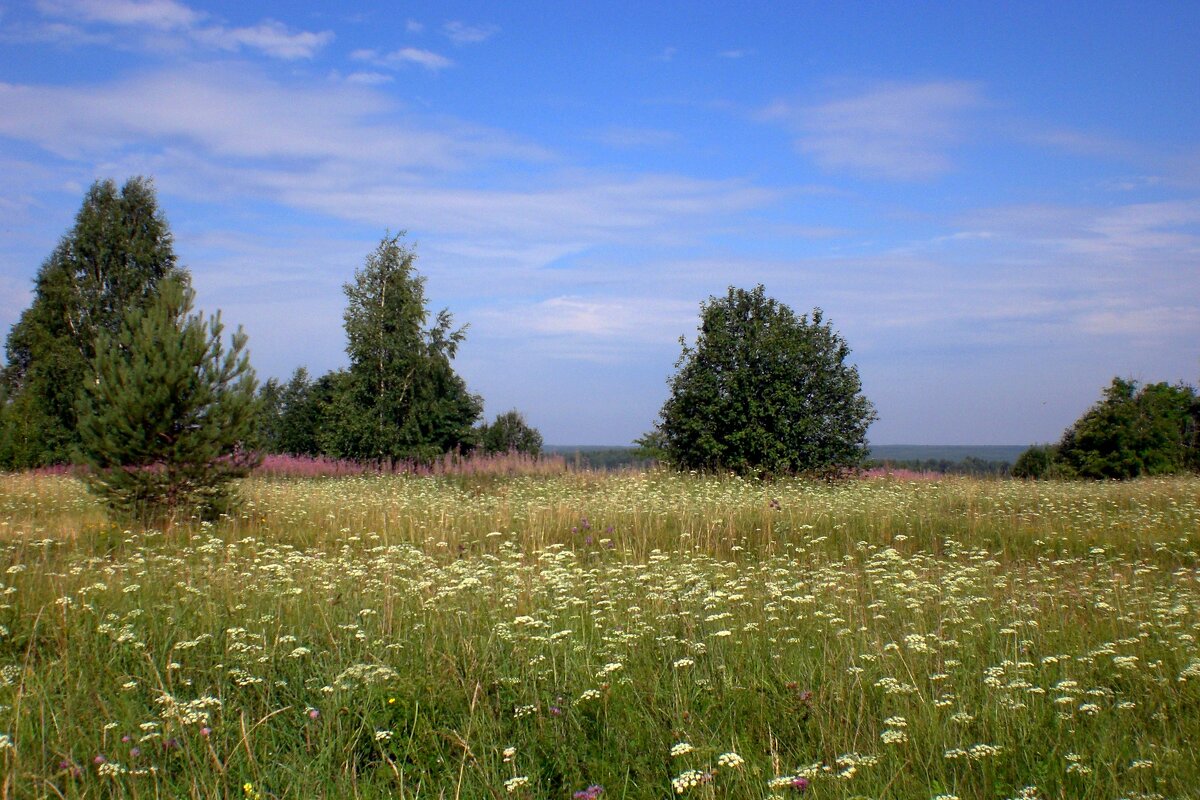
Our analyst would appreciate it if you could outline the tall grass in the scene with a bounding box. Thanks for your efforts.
[256,451,571,479]
[0,472,1197,798]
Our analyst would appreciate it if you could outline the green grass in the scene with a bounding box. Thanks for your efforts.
[1,472,1198,798]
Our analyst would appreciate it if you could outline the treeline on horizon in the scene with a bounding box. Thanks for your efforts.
[0,177,545,477]
[544,447,1016,476]
[2,176,1198,485]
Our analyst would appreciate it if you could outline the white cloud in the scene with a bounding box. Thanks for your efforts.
[442,21,498,45]
[353,46,453,71]
[193,20,333,60]
[37,0,201,30]
[1077,305,1200,338]
[765,81,984,179]
[344,71,393,86]
[473,296,697,361]
[0,66,486,167]
[0,20,112,46]
[34,0,332,59]
[262,172,777,243]
[0,65,775,248]
[962,200,1200,266]
[390,46,452,70]
[718,48,752,59]
[1016,126,1137,159]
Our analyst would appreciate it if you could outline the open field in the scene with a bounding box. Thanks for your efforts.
[1,472,1199,799]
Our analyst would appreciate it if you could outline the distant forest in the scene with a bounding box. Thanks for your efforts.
[546,444,1024,475]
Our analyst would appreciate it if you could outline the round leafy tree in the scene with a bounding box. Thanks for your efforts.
[1053,377,1199,479]
[479,409,544,456]
[652,285,876,476]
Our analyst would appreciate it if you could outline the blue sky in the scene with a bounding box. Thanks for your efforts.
[1,1,1197,446]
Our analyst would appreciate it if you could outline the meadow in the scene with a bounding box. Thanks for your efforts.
[0,469,1198,799]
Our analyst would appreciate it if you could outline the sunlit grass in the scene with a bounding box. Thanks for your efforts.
[1,471,1198,798]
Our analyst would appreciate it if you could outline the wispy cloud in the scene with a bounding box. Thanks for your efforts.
[764,81,985,180]
[193,20,333,60]
[343,71,393,86]
[442,21,498,45]
[718,48,752,59]
[32,0,332,59]
[962,200,1200,266]
[1015,126,1138,160]
[0,20,111,46]
[351,46,453,71]
[0,64,775,247]
[36,0,201,30]
[0,65,502,167]
[474,296,697,362]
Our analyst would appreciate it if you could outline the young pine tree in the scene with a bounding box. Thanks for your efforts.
[75,278,259,523]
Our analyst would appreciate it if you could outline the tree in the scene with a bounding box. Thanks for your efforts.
[334,233,481,463]
[1052,377,1199,479]
[1011,444,1060,479]
[479,410,544,456]
[276,367,324,456]
[253,367,326,456]
[255,377,285,453]
[2,177,184,467]
[650,285,876,476]
[75,278,259,522]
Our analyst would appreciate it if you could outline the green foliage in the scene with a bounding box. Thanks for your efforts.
[479,409,543,456]
[631,430,669,463]
[871,456,1013,477]
[255,376,284,452]
[254,367,325,456]
[1011,444,1060,479]
[331,233,481,463]
[277,367,325,457]
[1054,377,1199,479]
[651,285,876,476]
[75,279,259,522]
[2,177,184,467]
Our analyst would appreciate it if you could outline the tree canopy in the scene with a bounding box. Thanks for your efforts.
[322,233,481,463]
[2,177,184,467]
[1017,377,1200,479]
[479,409,544,456]
[650,285,876,476]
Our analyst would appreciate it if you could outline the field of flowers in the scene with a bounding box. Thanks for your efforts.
[1,471,1198,799]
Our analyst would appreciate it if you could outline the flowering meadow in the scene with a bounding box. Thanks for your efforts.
[1,471,1198,799]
